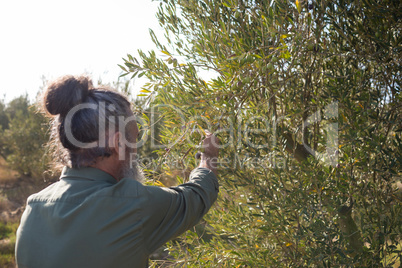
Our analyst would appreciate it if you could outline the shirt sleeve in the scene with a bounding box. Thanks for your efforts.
[140,167,219,254]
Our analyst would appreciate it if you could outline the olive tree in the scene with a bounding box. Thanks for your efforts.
[121,0,401,266]
[0,95,50,178]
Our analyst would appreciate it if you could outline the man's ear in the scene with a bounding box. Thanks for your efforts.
[111,132,122,155]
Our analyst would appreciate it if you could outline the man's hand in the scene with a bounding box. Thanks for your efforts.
[198,130,219,175]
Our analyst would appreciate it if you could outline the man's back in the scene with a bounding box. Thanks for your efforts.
[16,167,218,268]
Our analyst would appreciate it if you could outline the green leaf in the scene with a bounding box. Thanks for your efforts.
[296,0,302,13]
[140,89,151,93]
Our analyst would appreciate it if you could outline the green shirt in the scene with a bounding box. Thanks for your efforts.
[15,167,219,268]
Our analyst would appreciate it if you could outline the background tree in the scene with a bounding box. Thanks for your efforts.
[121,0,401,266]
[0,99,9,131]
[0,95,50,179]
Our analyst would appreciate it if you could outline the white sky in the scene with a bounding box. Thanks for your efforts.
[0,0,164,102]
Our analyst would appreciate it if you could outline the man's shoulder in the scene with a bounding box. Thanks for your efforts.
[95,178,143,198]
[26,179,141,204]
[26,182,60,203]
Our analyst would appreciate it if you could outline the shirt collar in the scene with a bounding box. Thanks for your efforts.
[60,166,117,184]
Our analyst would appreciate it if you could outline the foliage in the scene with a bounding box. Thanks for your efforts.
[0,99,9,131]
[0,95,50,178]
[0,222,18,268]
[122,0,401,266]
[0,222,18,242]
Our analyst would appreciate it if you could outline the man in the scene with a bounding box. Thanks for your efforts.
[15,75,219,267]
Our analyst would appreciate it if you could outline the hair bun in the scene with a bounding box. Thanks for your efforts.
[44,75,93,116]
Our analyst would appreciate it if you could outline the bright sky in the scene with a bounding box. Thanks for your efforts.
[0,0,164,102]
